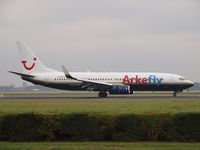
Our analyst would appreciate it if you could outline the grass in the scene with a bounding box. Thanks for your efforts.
[0,142,200,150]
[0,93,200,149]
[0,92,200,115]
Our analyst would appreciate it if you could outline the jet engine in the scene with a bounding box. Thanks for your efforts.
[109,85,130,94]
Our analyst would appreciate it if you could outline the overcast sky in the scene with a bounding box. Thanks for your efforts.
[0,0,200,86]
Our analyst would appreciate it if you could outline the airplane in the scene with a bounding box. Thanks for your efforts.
[9,41,194,97]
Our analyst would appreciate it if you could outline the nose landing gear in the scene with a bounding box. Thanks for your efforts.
[173,90,182,97]
[173,91,177,97]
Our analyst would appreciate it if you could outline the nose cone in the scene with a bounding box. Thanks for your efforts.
[187,80,194,88]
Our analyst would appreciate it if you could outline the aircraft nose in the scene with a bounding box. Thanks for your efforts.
[187,80,194,87]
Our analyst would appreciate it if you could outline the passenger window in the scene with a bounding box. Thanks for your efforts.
[179,77,185,81]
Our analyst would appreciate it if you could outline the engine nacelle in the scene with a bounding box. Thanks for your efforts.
[109,85,131,94]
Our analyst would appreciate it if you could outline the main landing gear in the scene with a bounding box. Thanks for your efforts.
[98,91,107,98]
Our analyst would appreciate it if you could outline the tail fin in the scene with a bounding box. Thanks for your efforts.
[16,41,53,74]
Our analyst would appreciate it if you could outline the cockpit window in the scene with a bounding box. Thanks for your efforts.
[179,77,186,81]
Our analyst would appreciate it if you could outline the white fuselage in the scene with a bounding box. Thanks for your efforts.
[24,71,193,92]
[33,72,190,85]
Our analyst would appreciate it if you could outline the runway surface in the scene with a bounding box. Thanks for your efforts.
[0,92,200,100]
[1,92,200,115]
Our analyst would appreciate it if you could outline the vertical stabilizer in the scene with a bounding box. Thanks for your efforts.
[16,41,52,74]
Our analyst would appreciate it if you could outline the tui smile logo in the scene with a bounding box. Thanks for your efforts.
[21,57,37,71]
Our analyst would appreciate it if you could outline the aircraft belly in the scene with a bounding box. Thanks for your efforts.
[46,84,83,90]
[130,84,193,91]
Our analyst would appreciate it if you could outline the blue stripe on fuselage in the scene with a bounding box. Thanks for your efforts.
[129,84,193,91]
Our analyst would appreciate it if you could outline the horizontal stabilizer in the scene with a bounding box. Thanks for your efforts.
[9,71,35,78]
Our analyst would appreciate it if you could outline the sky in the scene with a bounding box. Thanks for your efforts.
[0,0,200,86]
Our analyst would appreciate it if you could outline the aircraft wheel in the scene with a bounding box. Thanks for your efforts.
[98,91,107,98]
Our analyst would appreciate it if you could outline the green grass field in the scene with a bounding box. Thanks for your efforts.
[1,92,200,149]
[0,142,200,150]
[0,92,200,115]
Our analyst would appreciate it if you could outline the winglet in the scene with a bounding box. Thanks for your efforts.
[61,66,77,80]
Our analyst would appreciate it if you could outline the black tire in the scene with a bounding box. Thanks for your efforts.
[98,92,107,98]
[103,92,107,97]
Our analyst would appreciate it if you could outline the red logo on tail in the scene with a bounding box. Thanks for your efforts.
[21,57,37,71]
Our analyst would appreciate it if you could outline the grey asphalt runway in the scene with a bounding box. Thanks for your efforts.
[0,92,200,100]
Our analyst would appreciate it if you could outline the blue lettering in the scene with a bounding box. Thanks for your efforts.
[148,75,156,84]
[148,75,163,86]
[156,78,163,86]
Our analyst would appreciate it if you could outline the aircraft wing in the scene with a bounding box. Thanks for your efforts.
[61,66,112,91]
